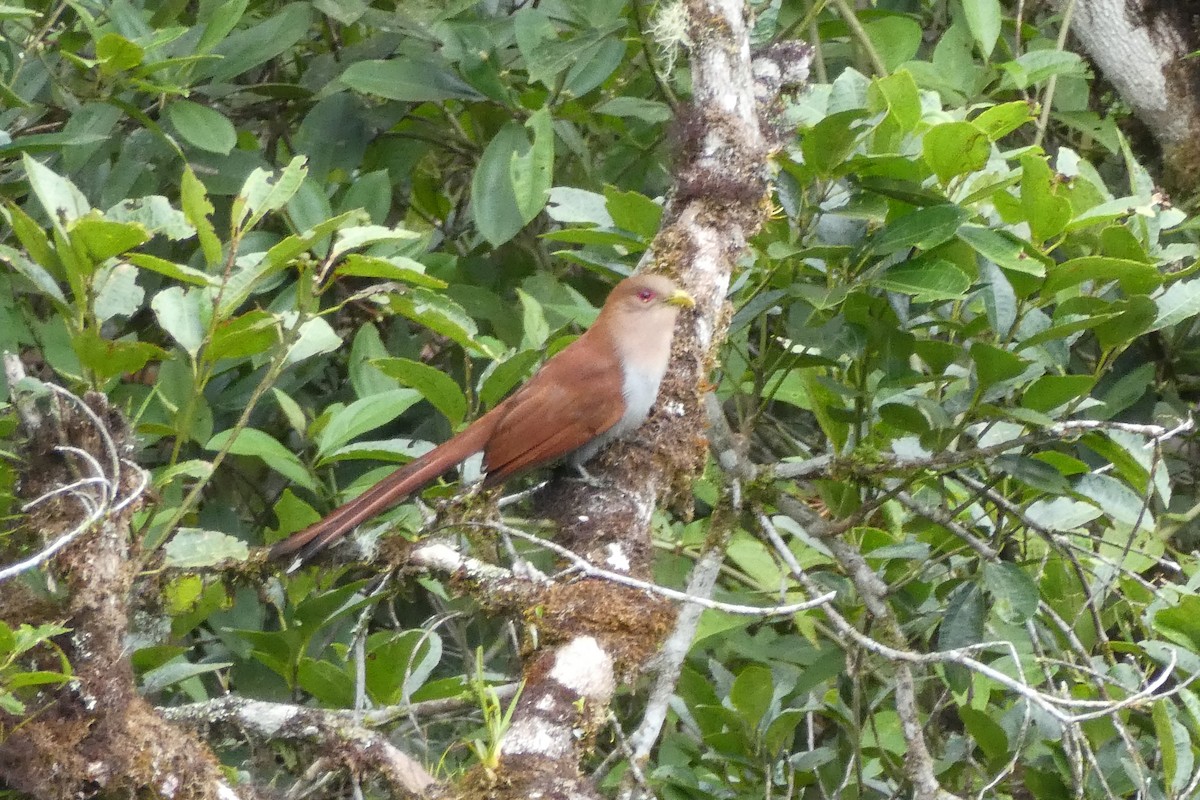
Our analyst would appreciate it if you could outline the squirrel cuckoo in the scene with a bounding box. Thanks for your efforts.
[269,273,695,564]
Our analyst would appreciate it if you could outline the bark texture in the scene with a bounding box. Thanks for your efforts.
[1068,0,1200,188]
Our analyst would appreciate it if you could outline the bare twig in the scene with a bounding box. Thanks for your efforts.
[756,511,1196,725]
[461,521,833,617]
[775,418,1196,481]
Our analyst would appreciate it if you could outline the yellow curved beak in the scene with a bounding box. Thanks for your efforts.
[666,288,696,309]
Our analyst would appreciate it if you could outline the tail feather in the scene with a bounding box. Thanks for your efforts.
[268,416,497,565]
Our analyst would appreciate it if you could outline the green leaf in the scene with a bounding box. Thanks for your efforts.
[1092,295,1156,350]
[23,153,90,231]
[604,186,663,240]
[297,657,353,707]
[272,390,308,437]
[126,253,217,287]
[207,428,317,492]
[166,100,237,155]
[340,58,481,102]
[0,243,67,304]
[208,310,279,361]
[980,259,1016,334]
[338,170,392,224]
[155,459,215,488]
[151,286,208,357]
[0,695,24,715]
[366,630,442,704]
[3,200,56,270]
[863,15,921,71]
[1020,154,1072,244]
[266,209,356,267]
[1042,256,1163,295]
[349,325,398,399]
[163,528,250,567]
[729,665,773,727]
[510,108,553,225]
[6,670,71,690]
[479,349,542,407]
[1152,702,1178,793]
[994,454,1070,494]
[231,156,308,234]
[311,0,367,24]
[1074,473,1152,527]
[95,32,144,73]
[961,0,1002,59]
[388,288,496,357]
[972,101,1036,141]
[1093,362,1154,419]
[196,0,250,54]
[72,329,165,380]
[1155,595,1200,653]
[105,196,194,241]
[958,707,1008,763]
[762,708,807,756]
[285,316,342,366]
[876,259,971,301]
[1021,375,1093,412]
[93,262,144,322]
[983,562,1038,624]
[69,215,150,263]
[801,110,869,177]
[472,122,530,246]
[957,224,1046,277]
[329,224,421,262]
[565,36,625,97]
[937,582,984,690]
[316,388,423,458]
[201,3,313,83]
[970,342,1027,389]
[517,289,550,350]
[593,96,672,123]
[1027,494,1099,532]
[868,70,921,132]
[371,358,468,427]
[181,166,222,269]
[334,254,446,288]
[873,205,971,255]
[140,659,233,694]
[922,121,990,184]
[937,592,982,652]
[1151,279,1200,331]
[514,8,574,87]
[999,49,1085,90]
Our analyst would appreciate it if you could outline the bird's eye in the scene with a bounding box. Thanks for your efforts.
[636,289,655,303]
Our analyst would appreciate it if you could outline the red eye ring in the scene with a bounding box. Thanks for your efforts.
[636,289,655,302]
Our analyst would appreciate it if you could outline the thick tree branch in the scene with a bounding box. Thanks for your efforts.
[161,697,436,798]
[1064,0,1200,188]
[0,382,233,800]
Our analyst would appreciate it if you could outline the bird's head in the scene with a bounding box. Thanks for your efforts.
[605,274,695,320]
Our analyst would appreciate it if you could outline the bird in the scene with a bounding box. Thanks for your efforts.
[268,273,695,565]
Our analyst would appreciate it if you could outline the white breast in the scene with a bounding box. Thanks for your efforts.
[567,301,679,468]
[567,338,670,468]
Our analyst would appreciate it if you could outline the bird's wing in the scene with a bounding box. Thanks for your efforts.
[481,333,625,482]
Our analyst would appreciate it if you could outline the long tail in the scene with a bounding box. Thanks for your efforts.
[268,417,496,566]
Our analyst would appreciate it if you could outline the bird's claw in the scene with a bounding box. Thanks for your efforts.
[570,464,605,487]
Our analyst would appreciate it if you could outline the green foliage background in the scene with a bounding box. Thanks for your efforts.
[4,0,1200,797]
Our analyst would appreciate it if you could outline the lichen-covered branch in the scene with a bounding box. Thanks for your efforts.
[161,697,436,798]
[0,384,233,800]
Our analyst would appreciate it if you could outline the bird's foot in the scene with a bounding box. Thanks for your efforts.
[569,464,606,487]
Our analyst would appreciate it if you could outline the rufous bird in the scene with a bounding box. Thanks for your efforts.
[269,273,695,565]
